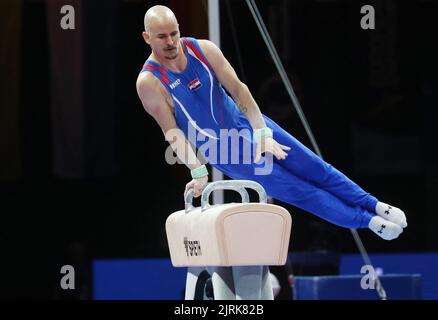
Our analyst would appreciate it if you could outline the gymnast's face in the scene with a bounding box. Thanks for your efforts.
[143,18,181,61]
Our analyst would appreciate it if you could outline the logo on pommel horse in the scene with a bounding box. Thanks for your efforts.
[184,237,202,257]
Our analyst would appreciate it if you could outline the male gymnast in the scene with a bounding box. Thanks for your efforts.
[136,6,407,240]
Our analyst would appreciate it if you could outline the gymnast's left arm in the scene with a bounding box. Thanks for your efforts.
[199,39,290,162]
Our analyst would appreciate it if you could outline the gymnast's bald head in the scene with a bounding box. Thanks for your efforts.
[144,5,178,34]
[142,6,181,60]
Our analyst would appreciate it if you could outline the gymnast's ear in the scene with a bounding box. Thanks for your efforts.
[142,31,151,45]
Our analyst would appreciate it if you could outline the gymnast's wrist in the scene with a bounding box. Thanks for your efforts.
[191,164,208,179]
[253,127,273,142]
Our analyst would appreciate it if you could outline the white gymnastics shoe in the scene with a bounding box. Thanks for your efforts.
[375,202,408,228]
[369,216,403,240]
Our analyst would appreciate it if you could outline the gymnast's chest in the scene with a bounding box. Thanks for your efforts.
[166,62,213,101]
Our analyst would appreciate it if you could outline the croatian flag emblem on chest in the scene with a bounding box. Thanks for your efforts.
[188,78,202,91]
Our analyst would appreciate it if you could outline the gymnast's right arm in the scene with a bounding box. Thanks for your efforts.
[136,73,208,197]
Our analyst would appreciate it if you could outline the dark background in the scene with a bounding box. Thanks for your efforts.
[1,0,437,299]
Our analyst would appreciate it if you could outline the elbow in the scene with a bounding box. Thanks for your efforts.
[233,82,249,102]
[240,82,249,93]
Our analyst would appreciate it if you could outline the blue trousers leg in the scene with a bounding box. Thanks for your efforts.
[262,163,372,228]
[264,116,379,213]
[219,161,374,229]
[214,115,376,229]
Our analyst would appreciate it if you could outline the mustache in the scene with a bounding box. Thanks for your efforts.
[164,46,176,51]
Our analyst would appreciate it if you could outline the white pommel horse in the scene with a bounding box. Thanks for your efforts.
[165,180,292,300]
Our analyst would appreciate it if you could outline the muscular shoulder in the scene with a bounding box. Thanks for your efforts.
[136,71,161,96]
[197,39,220,56]
[136,71,173,115]
[197,39,225,68]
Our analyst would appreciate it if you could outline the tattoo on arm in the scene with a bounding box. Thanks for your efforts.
[237,103,248,114]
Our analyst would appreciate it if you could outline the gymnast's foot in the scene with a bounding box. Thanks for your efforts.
[369,216,403,240]
[375,202,408,228]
